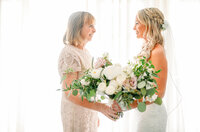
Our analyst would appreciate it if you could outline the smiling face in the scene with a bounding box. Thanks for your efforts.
[63,12,96,46]
[133,16,147,40]
[80,21,96,42]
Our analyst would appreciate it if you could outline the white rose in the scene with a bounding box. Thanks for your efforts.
[105,85,116,95]
[105,80,118,95]
[103,65,123,80]
[90,68,102,79]
[123,65,132,75]
[116,73,127,85]
[129,76,137,90]
[109,80,118,87]
[80,79,90,86]
[97,82,107,92]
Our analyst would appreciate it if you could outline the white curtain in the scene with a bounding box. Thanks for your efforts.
[1,0,200,132]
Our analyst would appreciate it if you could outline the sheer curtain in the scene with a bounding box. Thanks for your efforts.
[1,0,199,132]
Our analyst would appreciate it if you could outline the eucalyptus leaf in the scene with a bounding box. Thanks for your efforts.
[138,81,146,89]
[137,102,146,112]
[101,96,105,100]
[141,88,146,96]
[154,97,162,105]
[146,88,156,97]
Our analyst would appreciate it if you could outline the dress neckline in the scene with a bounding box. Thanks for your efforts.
[66,43,86,52]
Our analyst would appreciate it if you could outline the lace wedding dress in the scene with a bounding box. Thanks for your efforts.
[135,103,167,132]
[58,44,98,132]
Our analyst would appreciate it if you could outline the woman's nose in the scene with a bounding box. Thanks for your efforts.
[133,25,136,30]
[93,27,96,33]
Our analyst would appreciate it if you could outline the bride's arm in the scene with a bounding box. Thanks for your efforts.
[62,72,118,120]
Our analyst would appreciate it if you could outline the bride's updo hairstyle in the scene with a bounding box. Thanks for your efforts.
[63,11,95,46]
[137,8,165,59]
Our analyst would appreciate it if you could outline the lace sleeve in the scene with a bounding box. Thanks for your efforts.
[58,51,82,77]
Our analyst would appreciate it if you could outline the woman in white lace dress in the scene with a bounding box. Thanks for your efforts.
[58,11,118,132]
[133,7,168,132]
[113,8,168,132]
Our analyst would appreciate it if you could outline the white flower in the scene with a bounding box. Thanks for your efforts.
[90,68,102,79]
[146,83,152,90]
[123,75,137,90]
[105,80,118,95]
[161,20,168,31]
[129,76,137,89]
[115,86,122,93]
[116,73,127,85]
[97,82,107,92]
[123,65,132,75]
[123,79,131,90]
[105,85,116,95]
[103,65,123,80]
[146,81,155,90]
[94,57,106,69]
[80,79,90,86]
[146,94,158,102]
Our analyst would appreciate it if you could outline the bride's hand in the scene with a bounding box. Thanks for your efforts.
[112,101,122,112]
[99,104,119,121]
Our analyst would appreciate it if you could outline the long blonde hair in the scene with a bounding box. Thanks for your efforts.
[63,11,95,46]
[137,8,165,59]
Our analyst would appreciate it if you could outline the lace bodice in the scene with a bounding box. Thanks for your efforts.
[58,44,92,77]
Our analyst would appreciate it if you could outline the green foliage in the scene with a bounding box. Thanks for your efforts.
[72,90,78,96]
[137,102,146,112]
[141,88,146,96]
[146,88,157,97]
[154,97,162,105]
[58,56,163,115]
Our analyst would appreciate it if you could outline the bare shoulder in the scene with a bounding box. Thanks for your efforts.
[149,44,167,63]
[151,44,165,56]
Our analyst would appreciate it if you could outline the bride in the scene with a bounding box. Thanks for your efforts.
[113,8,168,132]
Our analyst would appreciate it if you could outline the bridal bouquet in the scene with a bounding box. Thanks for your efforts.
[114,56,162,112]
[60,53,162,115]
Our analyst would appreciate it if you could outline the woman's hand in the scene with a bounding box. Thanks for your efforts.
[99,104,119,121]
[111,101,122,112]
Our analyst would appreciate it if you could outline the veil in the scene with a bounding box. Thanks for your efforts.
[162,21,185,131]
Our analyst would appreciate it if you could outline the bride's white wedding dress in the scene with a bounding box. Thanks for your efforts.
[135,103,167,132]
[58,44,98,132]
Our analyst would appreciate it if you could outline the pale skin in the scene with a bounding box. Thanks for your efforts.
[112,16,168,111]
[63,20,119,122]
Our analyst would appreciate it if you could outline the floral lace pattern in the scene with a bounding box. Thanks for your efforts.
[136,103,167,132]
[58,44,98,132]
